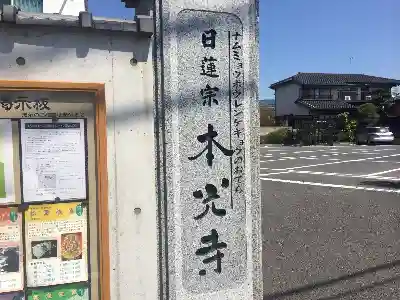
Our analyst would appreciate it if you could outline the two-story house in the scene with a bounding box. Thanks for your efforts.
[270,72,400,125]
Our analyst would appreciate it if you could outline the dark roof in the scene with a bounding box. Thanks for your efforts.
[121,0,144,8]
[296,99,356,111]
[270,73,400,89]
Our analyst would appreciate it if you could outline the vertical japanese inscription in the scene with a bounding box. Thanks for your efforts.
[177,10,246,293]
[230,31,245,197]
[191,25,232,278]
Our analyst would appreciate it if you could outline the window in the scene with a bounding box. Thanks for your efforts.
[345,95,351,100]
[365,95,372,100]
[10,0,43,12]
[319,88,331,99]
[302,88,313,98]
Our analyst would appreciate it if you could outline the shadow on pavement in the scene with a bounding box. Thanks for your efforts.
[360,180,400,189]
[263,259,400,299]
[316,275,400,300]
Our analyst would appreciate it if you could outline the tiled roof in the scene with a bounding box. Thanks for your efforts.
[296,99,356,110]
[270,72,400,89]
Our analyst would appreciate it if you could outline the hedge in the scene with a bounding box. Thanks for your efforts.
[260,128,289,144]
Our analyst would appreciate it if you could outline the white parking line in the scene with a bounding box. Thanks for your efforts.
[293,150,315,154]
[260,177,400,194]
[268,154,400,172]
[260,170,400,180]
[365,168,400,177]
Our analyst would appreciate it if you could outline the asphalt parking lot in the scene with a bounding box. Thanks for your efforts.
[261,144,400,300]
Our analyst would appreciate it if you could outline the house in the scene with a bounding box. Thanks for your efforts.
[1,0,85,15]
[269,72,400,125]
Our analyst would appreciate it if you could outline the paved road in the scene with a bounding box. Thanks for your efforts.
[261,145,400,300]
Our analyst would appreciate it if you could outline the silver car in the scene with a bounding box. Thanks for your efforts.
[356,126,394,145]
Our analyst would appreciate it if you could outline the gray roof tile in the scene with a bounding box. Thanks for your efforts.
[270,72,400,89]
[296,99,356,110]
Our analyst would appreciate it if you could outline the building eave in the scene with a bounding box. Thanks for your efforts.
[269,77,296,89]
[296,98,356,111]
[0,5,153,35]
[121,0,145,8]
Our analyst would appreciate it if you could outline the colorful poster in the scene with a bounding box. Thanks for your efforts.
[0,120,16,204]
[20,119,87,202]
[25,202,88,287]
[27,283,88,300]
[0,208,23,293]
[0,291,24,300]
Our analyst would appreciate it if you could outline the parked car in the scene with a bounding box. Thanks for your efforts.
[355,126,394,145]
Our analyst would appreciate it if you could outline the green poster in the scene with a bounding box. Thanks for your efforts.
[27,283,88,300]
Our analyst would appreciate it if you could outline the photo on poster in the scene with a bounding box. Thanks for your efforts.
[61,233,83,261]
[31,240,58,260]
[20,119,87,202]
[0,291,24,300]
[0,119,16,204]
[0,246,20,273]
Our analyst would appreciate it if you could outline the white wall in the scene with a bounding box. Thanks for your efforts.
[0,24,157,300]
[274,83,309,116]
[43,0,85,15]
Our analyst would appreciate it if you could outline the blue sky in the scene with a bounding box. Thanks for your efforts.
[90,0,400,99]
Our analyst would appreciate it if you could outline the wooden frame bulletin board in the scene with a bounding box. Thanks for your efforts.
[0,80,110,300]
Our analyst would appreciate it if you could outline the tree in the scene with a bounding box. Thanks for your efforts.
[357,103,379,125]
[369,88,394,116]
[337,112,357,143]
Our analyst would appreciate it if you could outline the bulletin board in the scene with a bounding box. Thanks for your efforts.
[0,81,109,300]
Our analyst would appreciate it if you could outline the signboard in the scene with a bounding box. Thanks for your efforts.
[0,120,16,204]
[0,292,24,300]
[0,89,102,299]
[25,202,88,287]
[27,283,89,300]
[20,119,87,202]
[176,10,247,293]
[0,208,23,293]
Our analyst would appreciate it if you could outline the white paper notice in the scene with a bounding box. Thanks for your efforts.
[20,119,87,202]
[0,119,16,204]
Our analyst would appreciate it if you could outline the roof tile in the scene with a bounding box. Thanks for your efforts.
[270,72,400,89]
[296,99,356,110]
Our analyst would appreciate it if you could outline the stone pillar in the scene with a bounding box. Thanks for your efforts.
[153,0,262,299]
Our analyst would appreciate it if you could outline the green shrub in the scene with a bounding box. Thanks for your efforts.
[357,103,379,125]
[337,112,357,143]
[260,128,289,144]
[337,131,350,142]
[260,134,269,144]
